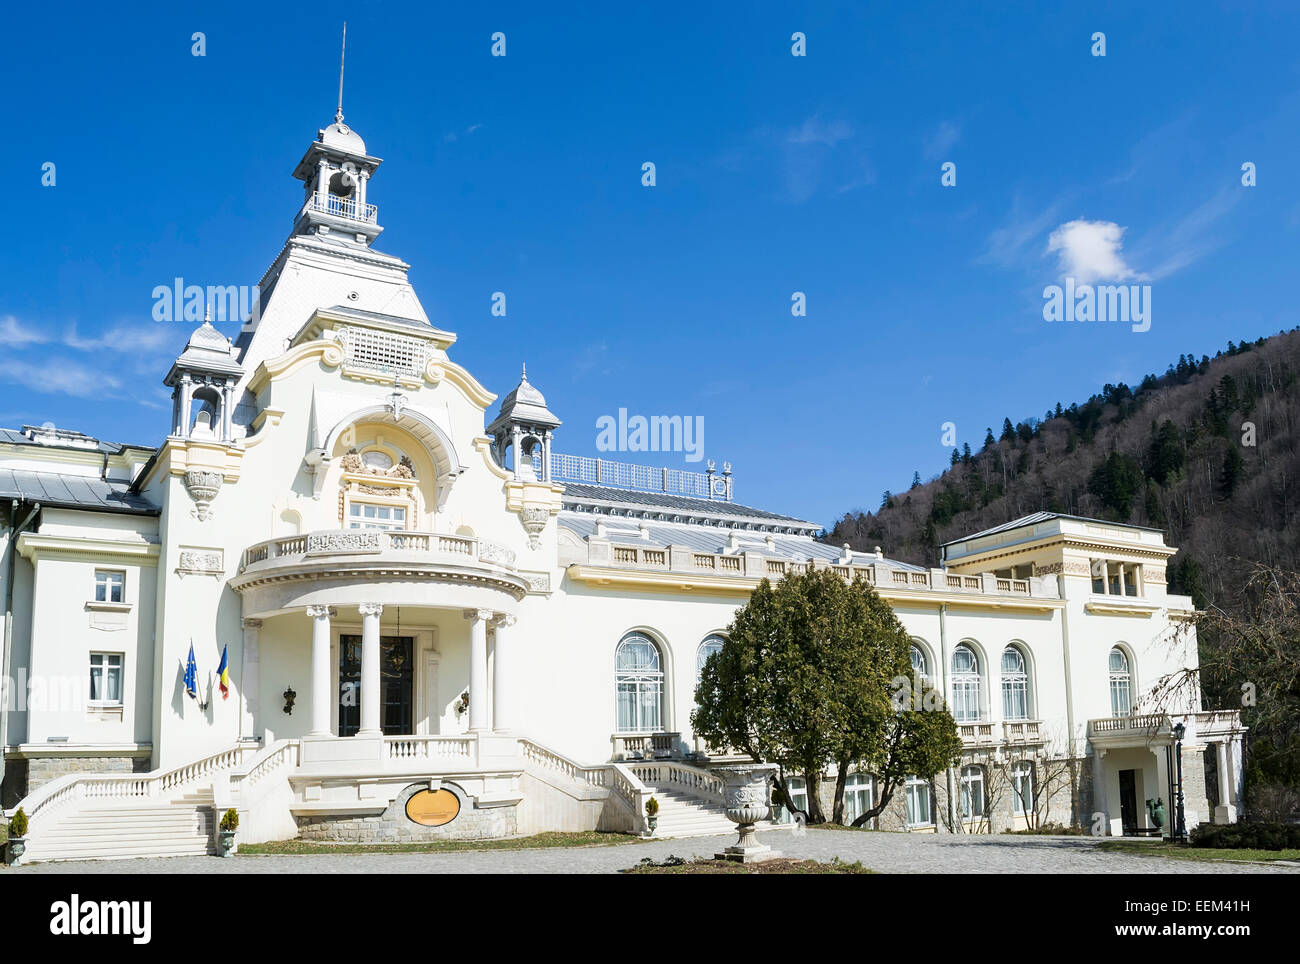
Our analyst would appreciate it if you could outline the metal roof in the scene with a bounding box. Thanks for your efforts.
[559,482,820,529]
[943,511,1161,547]
[559,513,923,570]
[0,426,155,457]
[0,468,159,515]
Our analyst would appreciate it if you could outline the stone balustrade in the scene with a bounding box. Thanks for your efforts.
[240,529,517,572]
[580,542,1045,598]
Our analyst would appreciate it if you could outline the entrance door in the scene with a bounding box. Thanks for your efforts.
[339,635,415,736]
[1119,769,1138,833]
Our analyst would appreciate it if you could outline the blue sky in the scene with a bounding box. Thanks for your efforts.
[2,2,1298,528]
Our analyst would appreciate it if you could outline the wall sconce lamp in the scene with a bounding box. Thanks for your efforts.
[283,684,297,715]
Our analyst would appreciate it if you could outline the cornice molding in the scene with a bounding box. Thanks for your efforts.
[17,532,161,566]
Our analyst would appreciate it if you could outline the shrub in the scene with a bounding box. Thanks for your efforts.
[645,797,659,817]
[8,807,28,838]
[219,808,239,833]
[1190,821,1300,851]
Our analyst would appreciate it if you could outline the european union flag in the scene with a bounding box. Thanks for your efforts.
[184,642,198,700]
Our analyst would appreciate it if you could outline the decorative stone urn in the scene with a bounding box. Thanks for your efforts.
[714,763,780,863]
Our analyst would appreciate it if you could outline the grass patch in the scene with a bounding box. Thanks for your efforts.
[625,856,874,874]
[1099,839,1300,864]
[237,830,638,856]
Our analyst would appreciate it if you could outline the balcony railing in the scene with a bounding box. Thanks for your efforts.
[240,529,516,572]
[583,545,1043,598]
[307,191,378,224]
[611,731,682,762]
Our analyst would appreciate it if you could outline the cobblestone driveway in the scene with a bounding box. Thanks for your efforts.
[7,829,1298,874]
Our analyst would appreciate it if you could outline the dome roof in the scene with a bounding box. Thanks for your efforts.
[487,365,562,433]
[320,117,367,155]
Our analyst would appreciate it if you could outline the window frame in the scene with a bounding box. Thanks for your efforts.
[614,632,666,734]
[905,775,933,828]
[1109,646,1133,717]
[93,569,126,605]
[88,651,124,706]
[959,764,986,821]
[950,643,982,723]
[1000,645,1030,721]
[1011,761,1035,818]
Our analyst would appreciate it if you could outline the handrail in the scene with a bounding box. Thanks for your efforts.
[609,762,653,833]
[10,743,251,838]
[628,759,726,805]
[519,738,609,787]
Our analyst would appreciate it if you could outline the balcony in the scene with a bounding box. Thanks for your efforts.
[611,732,682,762]
[1002,720,1045,745]
[958,722,998,747]
[305,190,378,224]
[1088,710,1245,748]
[232,529,530,614]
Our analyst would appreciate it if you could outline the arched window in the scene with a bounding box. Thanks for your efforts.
[1001,646,1030,721]
[1109,647,1132,717]
[616,633,664,733]
[951,644,981,723]
[696,634,726,683]
[909,644,929,685]
[959,764,986,820]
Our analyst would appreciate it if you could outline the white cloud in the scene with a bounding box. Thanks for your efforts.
[786,117,853,147]
[924,120,961,160]
[62,323,173,354]
[0,316,51,346]
[0,356,124,399]
[979,197,1067,269]
[1046,219,1148,284]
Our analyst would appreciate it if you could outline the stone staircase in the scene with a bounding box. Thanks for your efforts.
[22,789,217,863]
[644,786,736,837]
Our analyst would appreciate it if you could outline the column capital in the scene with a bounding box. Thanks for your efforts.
[358,603,384,618]
[242,617,263,630]
[305,605,332,619]
[492,614,517,629]
[463,608,494,622]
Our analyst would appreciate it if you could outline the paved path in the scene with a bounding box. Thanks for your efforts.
[6,829,1297,874]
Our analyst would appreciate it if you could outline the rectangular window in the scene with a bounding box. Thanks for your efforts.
[952,680,980,722]
[960,767,986,820]
[347,502,407,531]
[774,777,807,825]
[905,777,932,827]
[94,570,125,603]
[1002,678,1029,721]
[1110,677,1132,717]
[89,652,123,704]
[1012,763,1035,817]
[844,774,874,826]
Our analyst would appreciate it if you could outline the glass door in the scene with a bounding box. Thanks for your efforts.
[339,635,415,736]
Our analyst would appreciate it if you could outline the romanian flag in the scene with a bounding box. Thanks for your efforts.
[217,644,230,700]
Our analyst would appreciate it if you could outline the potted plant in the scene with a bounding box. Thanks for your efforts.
[217,808,239,857]
[6,807,28,863]
[645,796,659,834]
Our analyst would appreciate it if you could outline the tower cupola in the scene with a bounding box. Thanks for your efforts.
[487,365,562,481]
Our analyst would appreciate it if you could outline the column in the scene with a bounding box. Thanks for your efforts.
[465,609,491,731]
[1215,739,1237,821]
[180,374,194,436]
[240,618,262,740]
[492,615,517,733]
[306,606,332,736]
[316,158,329,205]
[358,603,383,736]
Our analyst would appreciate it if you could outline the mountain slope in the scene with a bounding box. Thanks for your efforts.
[827,328,1300,610]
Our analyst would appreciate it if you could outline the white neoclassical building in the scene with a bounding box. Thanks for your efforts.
[0,103,1244,861]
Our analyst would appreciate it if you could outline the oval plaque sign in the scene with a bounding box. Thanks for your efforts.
[405,788,461,827]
